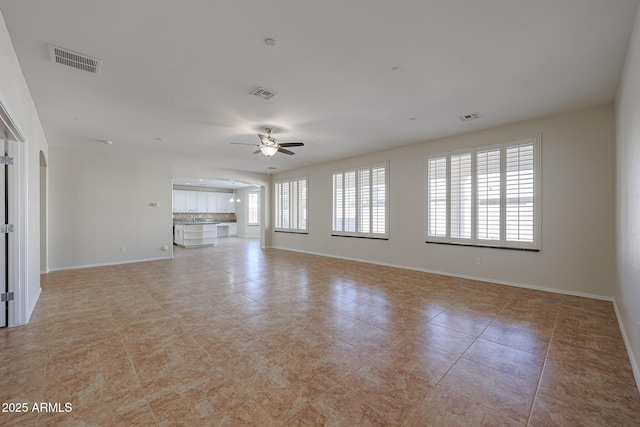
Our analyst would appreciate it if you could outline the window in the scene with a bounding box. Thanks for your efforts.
[247,191,259,225]
[274,177,307,233]
[332,162,388,239]
[426,137,540,250]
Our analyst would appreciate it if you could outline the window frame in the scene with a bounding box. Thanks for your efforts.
[332,161,389,239]
[247,190,260,226]
[274,176,308,233]
[426,136,541,250]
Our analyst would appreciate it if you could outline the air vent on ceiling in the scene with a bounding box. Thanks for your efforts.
[458,112,482,122]
[49,45,102,74]
[251,87,277,100]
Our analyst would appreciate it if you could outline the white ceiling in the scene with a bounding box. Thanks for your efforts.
[0,0,638,174]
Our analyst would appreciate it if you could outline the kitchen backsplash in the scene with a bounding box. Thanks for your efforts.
[173,212,237,223]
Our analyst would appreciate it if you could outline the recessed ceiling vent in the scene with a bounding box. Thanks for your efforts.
[49,45,101,74]
[458,112,482,122]
[251,87,277,100]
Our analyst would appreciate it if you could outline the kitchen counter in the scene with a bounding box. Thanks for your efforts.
[173,221,221,225]
[173,223,218,247]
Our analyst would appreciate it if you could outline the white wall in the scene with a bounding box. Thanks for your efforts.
[272,105,616,299]
[48,146,270,270]
[0,10,48,324]
[615,3,640,389]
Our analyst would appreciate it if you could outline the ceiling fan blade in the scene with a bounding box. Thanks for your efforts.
[230,142,259,146]
[258,134,270,144]
[278,148,295,155]
[252,149,261,154]
[278,142,304,147]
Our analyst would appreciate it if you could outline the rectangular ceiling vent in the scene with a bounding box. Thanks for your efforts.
[49,45,102,74]
[250,87,277,100]
[458,112,482,122]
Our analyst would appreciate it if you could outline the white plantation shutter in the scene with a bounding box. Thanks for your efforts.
[344,171,356,232]
[333,173,343,232]
[450,152,472,240]
[506,143,535,243]
[426,137,539,249]
[274,177,308,232]
[282,181,290,229]
[358,169,370,233]
[427,156,447,238]
[299,179,307,230]
[274,182,282,229]
[371,166,386,234]
[290,180,299,230]
[332,162,388,238]
[476,147,501,241]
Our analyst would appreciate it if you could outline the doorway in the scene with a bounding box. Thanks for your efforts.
[1,138,7,327]
[0,101,26,328]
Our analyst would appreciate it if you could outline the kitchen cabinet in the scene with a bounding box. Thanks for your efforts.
[216,222,237,237]
[173,224,217,247]
[196,192,208,211]
[185,191,198,211]
[172,190,236,213]
[173,190,187,212]
[206,193,217,212]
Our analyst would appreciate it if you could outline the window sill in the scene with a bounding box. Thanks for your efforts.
[425,241,539,252]
[332,234,389,241]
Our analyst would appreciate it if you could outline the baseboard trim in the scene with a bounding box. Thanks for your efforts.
[269,245,612,301]
[47,255,174,272]
[613,300,640,393]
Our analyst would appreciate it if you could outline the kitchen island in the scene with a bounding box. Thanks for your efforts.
[173,222,219,247]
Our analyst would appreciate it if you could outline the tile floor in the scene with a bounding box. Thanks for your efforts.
[1,237,639,426]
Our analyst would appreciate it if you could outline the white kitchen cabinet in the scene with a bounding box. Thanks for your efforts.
[185,191,198,211]
[206,193,217,212]
[173,190,237,213]
[196,192,208,211]
[173,190,187,212]
[216,222,237,237]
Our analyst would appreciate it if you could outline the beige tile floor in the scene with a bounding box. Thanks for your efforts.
[1,237,639,426]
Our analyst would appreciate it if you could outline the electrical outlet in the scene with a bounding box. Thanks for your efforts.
[475,257,481,265]
[121,246,126,253]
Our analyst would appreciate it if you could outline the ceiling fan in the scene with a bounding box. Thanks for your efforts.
[231,128,304,157]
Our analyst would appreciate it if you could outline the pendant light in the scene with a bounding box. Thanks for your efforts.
[229,182,241,203]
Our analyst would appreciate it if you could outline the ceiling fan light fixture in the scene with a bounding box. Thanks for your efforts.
[260,145,279,157]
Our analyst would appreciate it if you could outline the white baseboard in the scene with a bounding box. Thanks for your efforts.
[613,300,640,393]
[47,255,174,272]
[269,245,612,301]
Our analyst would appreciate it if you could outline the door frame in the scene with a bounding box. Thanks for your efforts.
[0,99,27,327]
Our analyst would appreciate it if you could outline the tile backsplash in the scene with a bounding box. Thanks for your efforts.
[173,212,237,223]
